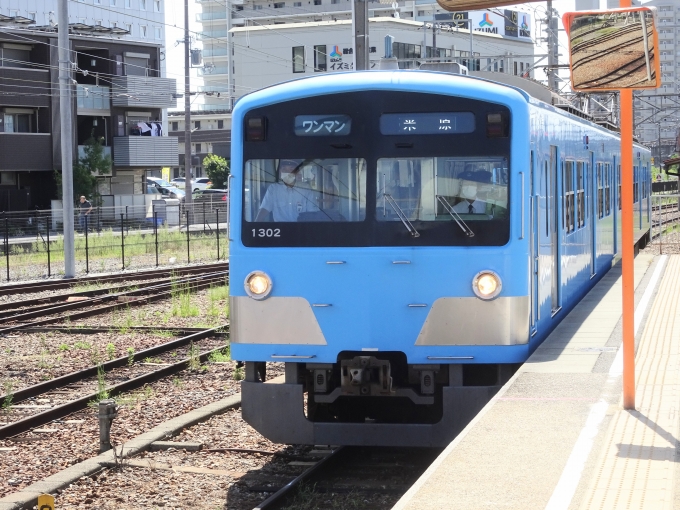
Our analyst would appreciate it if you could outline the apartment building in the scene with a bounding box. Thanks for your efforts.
[0,2,176,211]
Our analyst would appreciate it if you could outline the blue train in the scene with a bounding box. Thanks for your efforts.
[228,70,651,447]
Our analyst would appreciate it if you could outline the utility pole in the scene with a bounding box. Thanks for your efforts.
[352,0,368,70]
[58,0,75,278]
[226,0,233,110]
[546,0,559,92]
[432,14,437,59]
[184,0,193,211]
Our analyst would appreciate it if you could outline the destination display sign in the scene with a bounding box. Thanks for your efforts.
[380,113,475,135]
[294,115,352,136]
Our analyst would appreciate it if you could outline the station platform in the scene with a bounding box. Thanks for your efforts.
[394,252,679,510]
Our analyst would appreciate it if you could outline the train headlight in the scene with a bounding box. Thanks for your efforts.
[245,271,272,299]
[472,271,502,300]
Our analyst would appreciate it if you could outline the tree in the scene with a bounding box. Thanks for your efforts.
[203,154,230,189]
[55,132,112,203]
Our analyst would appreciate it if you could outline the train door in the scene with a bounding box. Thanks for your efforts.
[530,151,538,334]
[590,153,596,277]
[550,146,560,314]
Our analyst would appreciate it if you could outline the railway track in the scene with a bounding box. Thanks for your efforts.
[0,269,229,335]
[571,22,650,54]
[254,445,440,509]
[0,262,229,296]
[0,326,229,439]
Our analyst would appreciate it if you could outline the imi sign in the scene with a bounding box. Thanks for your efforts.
[435,10,532,40]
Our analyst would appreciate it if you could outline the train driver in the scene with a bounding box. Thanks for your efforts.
[255,159,321,222]
[452,168,492,215]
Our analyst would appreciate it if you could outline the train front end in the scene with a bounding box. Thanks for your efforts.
[230,71,531,447]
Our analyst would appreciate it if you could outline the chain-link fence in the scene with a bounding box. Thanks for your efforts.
[651,194,680,254]
[0,201,229,282]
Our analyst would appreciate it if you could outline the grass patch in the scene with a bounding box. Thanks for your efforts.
[208,346,231,363]
[74,341,91,350]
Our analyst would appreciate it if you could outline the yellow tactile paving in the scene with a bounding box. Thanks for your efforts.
[579,255,680,510]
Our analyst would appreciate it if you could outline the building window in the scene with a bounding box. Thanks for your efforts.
[331,0,339,4]
[294,1,301,5]
[274,2,284,7]
[513,61,518,75]
[154,0,161,11]
[28,12,36,20]
[2,111,35,133]
[314,44,326,71]
[171,121,178,131]
[235,5,243,10]
[195,143,202,153]
[155,26,161,39]
[217,119,224,129]
[292,46,305,73]
[140,0,147,9]
[126,0,131,7]
[96,20,103,26]
[0,44,32,68]
[314,0,322,5]
[111,0,117,5]
[140,25,147,37]
[253,4,262,8]
[125,23,132,34]
[195,120,201,129]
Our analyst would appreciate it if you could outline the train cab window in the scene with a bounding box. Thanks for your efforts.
[243,158,367,222]
[577,162,585,228]
[376,156,509,224]
[597,163,604,219]
[563,161,575,233]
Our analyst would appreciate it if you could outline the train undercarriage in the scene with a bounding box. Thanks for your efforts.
[242,354,520,447]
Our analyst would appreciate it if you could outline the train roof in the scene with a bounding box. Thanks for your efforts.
[234,70,531,112]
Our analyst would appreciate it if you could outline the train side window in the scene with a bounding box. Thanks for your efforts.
[597,163,603,219]
[564,161,575,233]
[577,162,584,228]
[605,163,611,216]
[633,166,639,202]
[617,164,621,211]
[544,161,549,237]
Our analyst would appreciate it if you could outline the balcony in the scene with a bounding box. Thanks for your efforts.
[0,67,50,108]
[113,137,179,167]
[196,12,227,21]
[76,85,111,115]
[0,133,52,171]
[199,66,230,76]
[111,76,177,109]
[203,47,230,58]
[197,29,229,39]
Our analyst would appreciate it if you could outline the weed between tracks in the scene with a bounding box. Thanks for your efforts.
[283,483,364,510]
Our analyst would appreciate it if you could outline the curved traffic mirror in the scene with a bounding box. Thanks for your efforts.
[563,7,661,91]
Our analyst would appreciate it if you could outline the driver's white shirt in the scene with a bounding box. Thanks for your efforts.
[260,183,320,222]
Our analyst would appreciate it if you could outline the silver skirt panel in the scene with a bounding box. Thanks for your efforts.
[415,296,530,346]
[230,296,327,345]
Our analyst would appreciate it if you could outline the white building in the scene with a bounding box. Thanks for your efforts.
[195,1,536,110]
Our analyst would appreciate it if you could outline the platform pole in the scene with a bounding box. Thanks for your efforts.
[620,23,635,410]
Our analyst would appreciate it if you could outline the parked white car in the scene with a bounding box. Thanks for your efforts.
[170,177,212,192]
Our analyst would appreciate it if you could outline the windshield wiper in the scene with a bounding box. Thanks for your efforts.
[383,194,420,237]
[436,196,475,237]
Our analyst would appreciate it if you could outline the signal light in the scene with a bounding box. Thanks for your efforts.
[246,116,267,141]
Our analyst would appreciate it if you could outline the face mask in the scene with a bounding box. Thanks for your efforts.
[281,172,296,185]
[461,185,477,199]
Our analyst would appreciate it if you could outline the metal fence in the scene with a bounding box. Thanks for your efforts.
[1,201,229,282]
[651,194,680,254]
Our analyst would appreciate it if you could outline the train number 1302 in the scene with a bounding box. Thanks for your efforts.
[252,228,281,238]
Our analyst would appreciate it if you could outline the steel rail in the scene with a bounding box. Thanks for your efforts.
[0,332,228,439]
[253,447,346,510]
[0,273,228,335]
[0,271,229,321]
[14,325,229,336]
[0,262,229,296]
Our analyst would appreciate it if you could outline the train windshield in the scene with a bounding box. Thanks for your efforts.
[244,158,367,222]
[376,157,509,225]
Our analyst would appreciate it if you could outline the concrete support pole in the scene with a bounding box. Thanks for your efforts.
[184,0,193,211]
[58,0,75,278]
[353,0,369,70]
[226,0,233,110]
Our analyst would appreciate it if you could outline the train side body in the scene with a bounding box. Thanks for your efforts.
[228,71,651,446]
